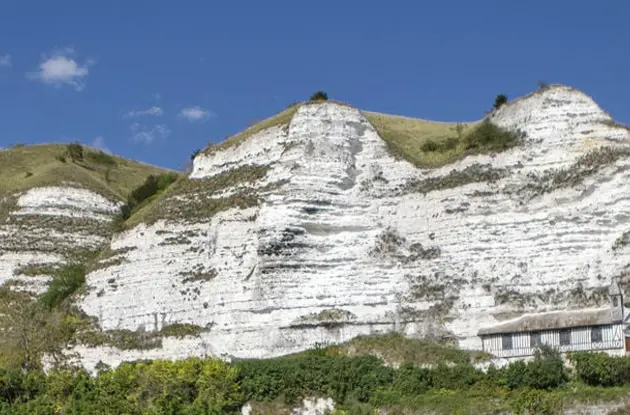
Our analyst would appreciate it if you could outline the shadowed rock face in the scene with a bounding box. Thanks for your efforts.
[55,85,630,371]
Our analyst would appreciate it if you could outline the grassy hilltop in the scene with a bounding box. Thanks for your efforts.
[0,143,172,201]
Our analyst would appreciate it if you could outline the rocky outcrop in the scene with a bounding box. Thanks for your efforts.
[63,85,630,370]
[0,186,120,294]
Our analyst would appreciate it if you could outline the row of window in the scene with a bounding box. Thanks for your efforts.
[501,326,604,350]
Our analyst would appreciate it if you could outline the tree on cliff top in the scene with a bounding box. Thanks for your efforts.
[493,94,508,110]
[309,91,328,101]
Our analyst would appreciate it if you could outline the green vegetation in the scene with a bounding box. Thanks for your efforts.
[0,143,171,201]
[520,145,630,197]
[12,263,60,277]
[198,97,520,171]
[405,163,508,195]
[124,164,275,228]
[159,323,205,338]
[65,142,84,162]
[464,119,523,152]
[324,332,490,366]
[309,90,328,101]
[364,113,522,168]
[112,171,179,229]
[86,149,117,167]
[613,231,630,252]
[39,264,87,310]
[494,94,508,110]
[363,111,474,168]
[5,343,630,414]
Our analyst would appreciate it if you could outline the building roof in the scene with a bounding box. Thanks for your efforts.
[478,307,621,336]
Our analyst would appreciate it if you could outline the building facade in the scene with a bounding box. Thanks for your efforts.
[479,282,628,358]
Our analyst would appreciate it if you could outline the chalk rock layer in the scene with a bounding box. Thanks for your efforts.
[0,186,119,294]
[75,85,630,369]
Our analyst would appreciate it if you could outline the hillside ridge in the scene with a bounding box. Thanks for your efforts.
[3,83,630,375]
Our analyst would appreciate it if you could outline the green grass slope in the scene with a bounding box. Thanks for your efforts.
[0,143,172,201]
[362,111,479,168]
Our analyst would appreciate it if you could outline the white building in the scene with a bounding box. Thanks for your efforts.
[479,282,629,358]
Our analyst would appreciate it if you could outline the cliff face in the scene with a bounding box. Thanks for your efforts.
[0,145,169,298]
[0,186,119,294]
[27,86,630,370]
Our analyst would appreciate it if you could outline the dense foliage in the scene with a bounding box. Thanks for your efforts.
[494,94,508,110]
[4,343,618,414]
[463,119,523,152]
[114,171,179,224]
[309,90,328,101]
[39,264,87,310]
[65,142,84,163]
[570,351,630,387]
[420,119,522,158]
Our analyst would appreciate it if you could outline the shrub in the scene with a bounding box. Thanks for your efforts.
[494,345,567,390]
[430,363,483,390]
[234,355,394,405]
[114,172,179,224]
[309,91,328,101]
[493,94,508,110]
[570,352,630,387]
[509,388,563,415]
[524,346,567,390]
[421,140,440,153]
[392,363,430,396]
[159,323,203,338]
[39,264,87,309]
[464,119,522,152]
[65,142,84,163]
[421,137,460,153]
[190,149,201,161]
[86,150,116,167]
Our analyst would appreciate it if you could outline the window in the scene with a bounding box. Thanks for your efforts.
[559,329,571,346]
[530,331,542,348]
[502,334,513,350]
[613,296,619,307]
[591,326,603,343]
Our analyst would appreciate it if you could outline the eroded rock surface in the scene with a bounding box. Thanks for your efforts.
[0,187,119,294]
[40,85,630,369]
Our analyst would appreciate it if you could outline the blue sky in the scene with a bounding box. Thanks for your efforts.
[0,1,628,170]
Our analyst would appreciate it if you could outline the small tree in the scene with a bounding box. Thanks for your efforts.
[309,91,328,101]
[493,94,508,110]
[66,142,84,163]
[0,289,67,370]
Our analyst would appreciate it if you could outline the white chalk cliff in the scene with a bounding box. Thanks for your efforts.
[4,85,630,370]
[0,186,120,295]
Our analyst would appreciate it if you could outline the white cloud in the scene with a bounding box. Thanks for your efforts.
[91,136,111,153]
[27,47,93,91]
[125,106,164,118]
[0,55,11,67]
[179,106,213,122]
[130,123,171,144]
